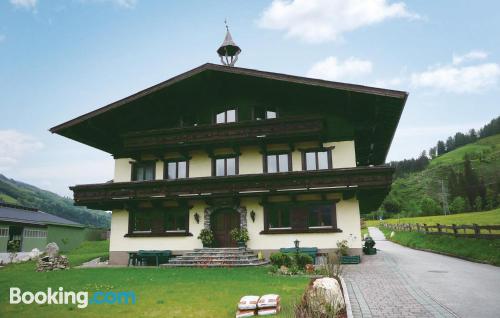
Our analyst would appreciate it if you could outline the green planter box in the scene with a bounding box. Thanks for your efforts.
[341,255,361,264]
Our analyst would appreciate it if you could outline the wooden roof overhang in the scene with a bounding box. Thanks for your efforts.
[50,63,408,166]
[70,166,394,213]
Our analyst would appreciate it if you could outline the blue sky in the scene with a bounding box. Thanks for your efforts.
[1,0,499,196]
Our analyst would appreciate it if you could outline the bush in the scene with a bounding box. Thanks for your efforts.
[197,229,214,247]
[294,253,313,269]
[450,196,466,213]
[420,196,441,215]
[269,252,293,267]
[229,227,250,242]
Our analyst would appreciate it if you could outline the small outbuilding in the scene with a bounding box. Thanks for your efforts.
[0,202,85,253]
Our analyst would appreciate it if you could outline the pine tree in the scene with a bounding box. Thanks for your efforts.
[429,147,437,159]
[437,141,446,155]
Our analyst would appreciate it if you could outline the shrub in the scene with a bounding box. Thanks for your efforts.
[269,252,293,267]
[294,253,313,269]
[197,229,214,247]
[420,196,441,215]
[336,240,349,256]
[229,227,250,242]
[450,196,466,213]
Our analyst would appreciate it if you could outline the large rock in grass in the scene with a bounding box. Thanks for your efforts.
[45,242,59,258]
[309,277,345,313]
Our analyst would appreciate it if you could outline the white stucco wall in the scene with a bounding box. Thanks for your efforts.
[112,140,356,182]
[114,158,132,182]
[109,196,362,253]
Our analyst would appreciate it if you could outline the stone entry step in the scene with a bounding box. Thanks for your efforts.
[163,248,269,267]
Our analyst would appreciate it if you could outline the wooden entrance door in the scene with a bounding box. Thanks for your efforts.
[211,209,240,247]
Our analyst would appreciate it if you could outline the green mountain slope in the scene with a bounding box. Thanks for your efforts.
[381,134,500,216]
[0,174,110,228]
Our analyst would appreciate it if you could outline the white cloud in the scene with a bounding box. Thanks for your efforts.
[10,0,37,10]
[452,50,488,65]
[411,63,500,94]
[257,0,419,43]
[0,130,43,171]
[307,56,372,81]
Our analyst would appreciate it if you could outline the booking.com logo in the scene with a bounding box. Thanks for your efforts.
[10,287,136,308]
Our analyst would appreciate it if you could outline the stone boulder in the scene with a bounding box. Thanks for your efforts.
[309,277,345,313]
[29,248,41,259]
[45,242,59,257]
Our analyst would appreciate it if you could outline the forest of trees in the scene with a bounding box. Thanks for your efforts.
[388,115,500,178]
[446,156,500,213]
[374,115,500,219]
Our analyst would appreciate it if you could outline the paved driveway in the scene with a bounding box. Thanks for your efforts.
[343,227,500,318]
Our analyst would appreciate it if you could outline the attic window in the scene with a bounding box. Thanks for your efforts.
[215,109,236,124]
[254,106,277,120]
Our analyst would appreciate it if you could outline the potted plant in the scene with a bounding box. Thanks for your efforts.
[197,229,215,248]
[230,227,249,248]
[336,239,360,264]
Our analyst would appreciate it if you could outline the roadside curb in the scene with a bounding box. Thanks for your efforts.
[339,276,353,318]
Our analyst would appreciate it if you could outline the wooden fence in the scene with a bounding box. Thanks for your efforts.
[382,223,500,239]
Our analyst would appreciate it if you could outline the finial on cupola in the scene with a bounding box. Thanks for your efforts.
[217,19,241,67]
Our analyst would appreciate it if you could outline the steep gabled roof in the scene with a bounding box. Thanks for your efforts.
[50,63,408,165]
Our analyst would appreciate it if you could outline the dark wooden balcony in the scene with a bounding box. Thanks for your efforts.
[71,166,394,210]
[119,116,325,155]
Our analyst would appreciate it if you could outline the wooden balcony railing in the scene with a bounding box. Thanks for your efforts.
[120,116,325,154]
[71,166,393,209]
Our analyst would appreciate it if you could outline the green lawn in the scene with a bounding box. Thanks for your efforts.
[378,226,500,266]
[0,241,308,318]
[366,209,500,227]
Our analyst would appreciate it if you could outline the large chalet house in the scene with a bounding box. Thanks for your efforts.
[51,31,407,265]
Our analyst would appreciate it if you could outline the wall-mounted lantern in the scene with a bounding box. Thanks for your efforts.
[250,210,256,223]
[194,212,200,224]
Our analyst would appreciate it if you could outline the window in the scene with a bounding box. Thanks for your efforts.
[254,106,278,120]
[132,162,155,181]
[215,109,237,124]
[303,150,331,171]
[164,209,187,232]
[214,156,238,176]
[264,202,337,233]
[165,160,188,179]
[268,206,291,229]
[0,228,8,237]
[132,212,152,233]
[23,229,47,238]
[265,153,290,173]
[308,205,334,228]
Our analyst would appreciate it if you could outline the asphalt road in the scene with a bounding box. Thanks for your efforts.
[368,227,500,318]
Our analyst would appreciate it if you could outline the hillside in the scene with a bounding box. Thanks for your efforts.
[0,174,110,228]
[367,209,500,227]
[380,134,500,217]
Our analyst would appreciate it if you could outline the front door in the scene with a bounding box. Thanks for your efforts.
[211,208,240,247]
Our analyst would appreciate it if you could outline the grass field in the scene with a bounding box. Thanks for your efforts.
[0,241,308,318]
[366,209,500,227]
[378,227,500,266]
